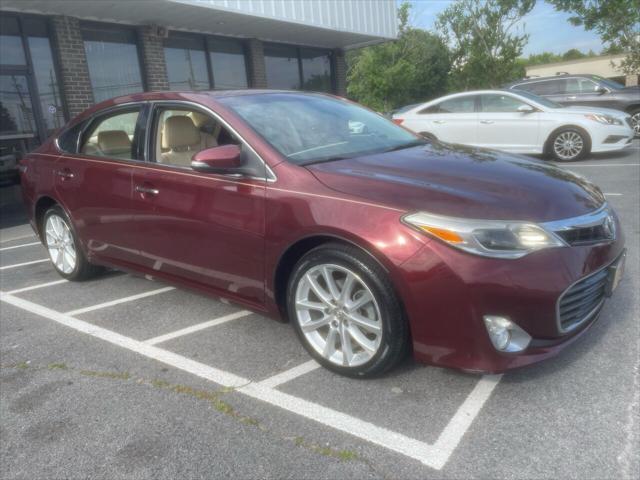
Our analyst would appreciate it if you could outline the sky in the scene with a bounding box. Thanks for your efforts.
[406,0,604,57]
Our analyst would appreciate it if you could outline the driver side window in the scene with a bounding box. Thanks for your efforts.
[152,107,238,167]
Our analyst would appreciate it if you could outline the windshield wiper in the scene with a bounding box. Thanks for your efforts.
[382,139,428,153]
[299,155,352,166]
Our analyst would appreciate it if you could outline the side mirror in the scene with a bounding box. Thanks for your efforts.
[517,104,535,114]
[191,144,241,173]
[596,86,608,95]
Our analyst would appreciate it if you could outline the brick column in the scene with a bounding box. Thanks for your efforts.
[50,16,94,116]
[138,26,169,91]
[246,38,267,88]
[333,49,347,97]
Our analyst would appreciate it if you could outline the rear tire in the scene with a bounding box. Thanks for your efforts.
[42,205,102,281]
[287,243,409,378]
[548,127,590,162]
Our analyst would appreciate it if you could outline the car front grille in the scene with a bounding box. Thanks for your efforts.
[557,267,608,333]
[555,225,611,246]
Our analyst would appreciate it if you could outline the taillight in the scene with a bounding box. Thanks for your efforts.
[392,118,404,125]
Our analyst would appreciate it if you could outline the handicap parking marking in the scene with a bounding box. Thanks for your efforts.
[0,288,502,470]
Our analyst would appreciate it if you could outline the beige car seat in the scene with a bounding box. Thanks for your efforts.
[97,130,132,158]
[160,116,202,167]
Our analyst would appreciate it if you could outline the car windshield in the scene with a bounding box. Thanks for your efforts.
[593,76,624,90]
[219,93,424,165]
[512,90,563,108]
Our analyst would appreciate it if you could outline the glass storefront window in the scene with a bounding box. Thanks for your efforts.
[264,44,301,90]
[301,48,332,92]
[164,35,209,91]
[82,24,144,103]
[0,17,26,65]
[0,75,36,135]
[208,37,248,89]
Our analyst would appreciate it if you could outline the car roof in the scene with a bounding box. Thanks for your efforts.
[504,73,600,87]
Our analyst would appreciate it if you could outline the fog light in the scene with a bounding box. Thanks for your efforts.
[483,315,532,352]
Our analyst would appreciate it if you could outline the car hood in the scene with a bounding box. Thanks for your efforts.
[306,143,605,222]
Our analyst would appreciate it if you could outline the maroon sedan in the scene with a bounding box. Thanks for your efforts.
[19,90,625,377]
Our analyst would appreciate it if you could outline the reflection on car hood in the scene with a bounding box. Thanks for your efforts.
[306,143,605,222]
[557,105,629,117]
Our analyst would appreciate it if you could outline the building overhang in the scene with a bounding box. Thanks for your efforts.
[1,0,397,49]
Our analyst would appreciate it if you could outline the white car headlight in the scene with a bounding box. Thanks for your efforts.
[585,113,622,126]
[403,211,566,259]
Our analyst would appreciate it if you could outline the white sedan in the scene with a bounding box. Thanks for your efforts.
[392,90,635,161]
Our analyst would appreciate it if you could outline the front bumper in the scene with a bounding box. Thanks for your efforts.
[590,124,635,153]
[398,225,625,373]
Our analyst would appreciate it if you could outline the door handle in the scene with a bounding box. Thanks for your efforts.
[433,120,446,124]
[56,169,75,179]
[480,120,494,124]
[135,185,159,195]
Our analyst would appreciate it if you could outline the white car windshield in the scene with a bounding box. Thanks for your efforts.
[220,93,424,165]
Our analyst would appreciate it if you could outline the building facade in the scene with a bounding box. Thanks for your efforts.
[525,54,639,87]
[0,0,396,163]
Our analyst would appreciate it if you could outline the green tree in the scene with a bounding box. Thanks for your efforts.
[524,51,563,65]
[548,0,640,74]
[562,48,588,60]
[347,2,451,112]
[436,0,535,90]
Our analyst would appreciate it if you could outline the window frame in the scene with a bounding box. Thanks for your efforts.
[72,103,147,162]
[163,31,250,90]
[263,41,335,93]
[144,100,275,181]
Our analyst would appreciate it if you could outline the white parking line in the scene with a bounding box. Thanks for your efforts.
[0,290,501,470]
[604,193,624,196]
[256,359,321,389]
[6,279,68,294]
[0,233,37,244]
[64,286,175,316]
[0,241,41,252]
[143,310,253,345]
[0,259,49,270]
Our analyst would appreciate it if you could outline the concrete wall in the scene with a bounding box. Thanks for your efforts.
[526,54,638,86]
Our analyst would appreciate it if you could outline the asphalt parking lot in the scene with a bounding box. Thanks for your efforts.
[1,143,638,479]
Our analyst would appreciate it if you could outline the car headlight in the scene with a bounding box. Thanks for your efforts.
[585,113,622,126]
[403,211,566,259]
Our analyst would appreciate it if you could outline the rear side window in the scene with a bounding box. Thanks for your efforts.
[479,94,528,113]
[566,78,599,94]
[422,96,476,114]
[80,109,141,159]
[517,79,566,95]
[57,122,84,153]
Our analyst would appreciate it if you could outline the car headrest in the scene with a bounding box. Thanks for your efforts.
[162,115,200,149]
[97,130,131,154]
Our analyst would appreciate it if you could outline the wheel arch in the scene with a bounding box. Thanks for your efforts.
[624,104,640,114]
[34,195,59,238]
[272,232,406,323]
[543,124,592,155]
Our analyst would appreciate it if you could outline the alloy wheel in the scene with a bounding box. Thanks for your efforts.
[553,131,584,160]
[631,112,640,135]
[45,214,77,274]
[294,264,383,368]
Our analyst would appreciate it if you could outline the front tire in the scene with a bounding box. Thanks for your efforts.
[43,205,101,281]
[630,109,640,137]
[287,243,409,378]
[549,128,590,162]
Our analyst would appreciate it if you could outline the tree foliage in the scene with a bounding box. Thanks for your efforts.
[548,0,640,74]
[436,0,535,90]
[347,2,451,112]
[523,48,597,66]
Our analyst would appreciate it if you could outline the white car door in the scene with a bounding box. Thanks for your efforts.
[476,94,540,153]
[404,95,478,145]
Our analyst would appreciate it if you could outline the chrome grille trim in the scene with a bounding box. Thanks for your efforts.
[542,203,616,246]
